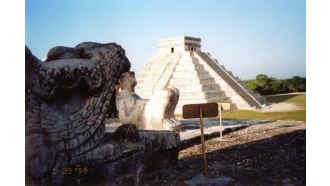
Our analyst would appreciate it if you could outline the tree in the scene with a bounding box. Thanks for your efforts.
[254,74,275,95]
[246,79,257,92]
[287,76,306,92]
[246,75,306,95]
[271,79,289,94]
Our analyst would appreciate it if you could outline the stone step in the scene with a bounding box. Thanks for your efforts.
[219,65,226,70]
[136,68,169,79]
[137,53,181,75]
[181,61,202,67]
[174,98,233,114]
[213,59,219,64]
[141,53,178,67]
[179,91,226,100]
[136,87,226,99]
[175,102,235,114]
[227,71,234,77]
[172,71,211,79]
[181,51,193,58]
[174,64,204,71]
[181,53,196,61]
[136,73,149,79]
[136,81,163,89]
[138,65,161,74]
[177,60,194,66]
[169,77,216,85]
[173,83,221,92]
[136,53,181,92]
[141,64,153,70]
[177,97,232,106]
[192,58,200,62]
[136,71,151,79]
[136,86,169,94]
[146,59,161,66]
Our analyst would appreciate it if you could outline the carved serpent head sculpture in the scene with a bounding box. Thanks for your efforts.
[25,42,131,185]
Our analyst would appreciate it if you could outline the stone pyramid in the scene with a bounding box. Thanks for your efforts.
[136,36,264,114]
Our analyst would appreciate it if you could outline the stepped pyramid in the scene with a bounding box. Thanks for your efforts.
[136,36,264,114]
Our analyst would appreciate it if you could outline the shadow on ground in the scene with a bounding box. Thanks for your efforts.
[177,130,306,185]
[264,94,297,103]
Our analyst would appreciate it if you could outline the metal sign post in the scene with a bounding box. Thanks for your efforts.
[183,103,218,179]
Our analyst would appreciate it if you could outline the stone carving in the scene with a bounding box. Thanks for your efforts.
[115,71,181,131]
[25,42,145,185]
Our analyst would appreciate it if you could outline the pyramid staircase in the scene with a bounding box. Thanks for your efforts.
[136,52,181,98]
[195,51,264,108]
[167,52,234,114]
[135,37,264,115]
[136,51,242,114]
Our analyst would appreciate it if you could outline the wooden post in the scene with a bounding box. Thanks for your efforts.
[219,105,223,139]
[215,103,234,142]
[183,103,218,179]
[199,107,208,179]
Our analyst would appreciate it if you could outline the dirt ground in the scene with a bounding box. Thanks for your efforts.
[144,120,306,185]
[260,102,299,112]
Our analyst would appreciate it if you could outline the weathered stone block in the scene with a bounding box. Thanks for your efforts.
[116,72,181,131]
[139,131,181,172]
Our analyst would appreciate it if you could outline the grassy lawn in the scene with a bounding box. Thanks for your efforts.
[176,94,306,122]
[265,94,306,108]
[222,94,306,122]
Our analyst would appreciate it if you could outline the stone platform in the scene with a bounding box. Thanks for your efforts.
[178,118,272,149]
[106,118,272,150]
[104,123,181,173]
[102,118,272,184]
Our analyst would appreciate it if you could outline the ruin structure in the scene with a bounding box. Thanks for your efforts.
[136,36,264,114]
[116,71,181,131]
[25,42,180,185]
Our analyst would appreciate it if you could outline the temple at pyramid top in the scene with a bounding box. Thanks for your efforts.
[158,36,201,53]
[136,36,265,114]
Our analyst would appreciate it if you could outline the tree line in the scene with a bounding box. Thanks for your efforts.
[245,74,306,95]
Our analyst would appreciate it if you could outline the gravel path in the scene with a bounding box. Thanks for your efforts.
[144,120,306,185]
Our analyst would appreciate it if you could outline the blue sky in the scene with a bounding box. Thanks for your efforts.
[25,0,306,80]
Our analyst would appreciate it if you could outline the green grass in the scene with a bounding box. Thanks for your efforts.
[221,109,305,121]
[265,94,306,108]
[222,94,306,122]
[176,94,306,122]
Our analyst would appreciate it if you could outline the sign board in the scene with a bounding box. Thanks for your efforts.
[182,103,219,179]
[182,103,218,119]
